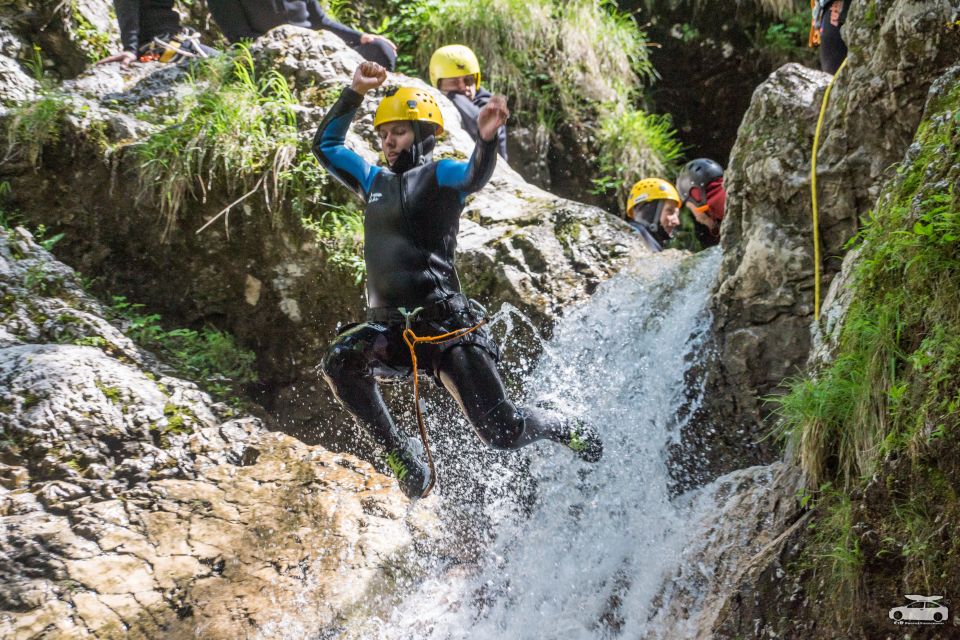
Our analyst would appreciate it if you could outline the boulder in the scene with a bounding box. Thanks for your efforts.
[0,227,441,638]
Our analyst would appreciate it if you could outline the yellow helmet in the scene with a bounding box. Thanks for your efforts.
[429,45,481,90]
[625,178,681,220]
[373,87,444,135]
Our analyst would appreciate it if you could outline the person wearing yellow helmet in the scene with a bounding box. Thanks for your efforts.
[312,62,602,500]
[624,178,682,253]
[429,45,508,160]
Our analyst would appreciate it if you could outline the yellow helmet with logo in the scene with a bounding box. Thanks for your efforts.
[373,87,444,135]
[429,45,481,90]
[625,178,681,220]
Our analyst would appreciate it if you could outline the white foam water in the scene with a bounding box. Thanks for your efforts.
[328,247,733,640]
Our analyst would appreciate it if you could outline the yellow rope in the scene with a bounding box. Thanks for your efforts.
[402,318,488,498]
[811,56,849,321]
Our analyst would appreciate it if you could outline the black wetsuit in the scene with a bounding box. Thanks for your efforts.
[446,88,509,160]
[113,0,182,53]
[818,0,850,74]
[312,87,570,454]
[627,220,668,253]
[207,0,396,70]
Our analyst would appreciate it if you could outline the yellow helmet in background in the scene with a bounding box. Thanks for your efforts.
[373,87,445,135]
[429,45,481,90]
[625,178,681,220]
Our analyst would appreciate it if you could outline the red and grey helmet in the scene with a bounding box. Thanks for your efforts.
[676,158,724,207]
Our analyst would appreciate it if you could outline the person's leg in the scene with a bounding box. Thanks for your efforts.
[436,343,601,460]
[321,323,432,498]
[819,0,848,74]
[321,323,407,451]
[352,39,396,71]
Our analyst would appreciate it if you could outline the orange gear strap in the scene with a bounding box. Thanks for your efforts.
[401,317,489,499]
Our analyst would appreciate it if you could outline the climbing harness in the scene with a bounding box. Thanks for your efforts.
[139,30,208,64]
[398,303,488,499]
[810,56,849,321]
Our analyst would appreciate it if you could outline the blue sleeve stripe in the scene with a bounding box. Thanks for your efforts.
[435,159,471,193]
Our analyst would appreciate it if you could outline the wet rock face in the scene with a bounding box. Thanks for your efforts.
[0,228,435,638]
[674,0,960,489]
[667,63,830,490]
[0,25,645,447]
[816,0,960,265]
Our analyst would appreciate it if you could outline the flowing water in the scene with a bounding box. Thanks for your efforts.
[266,247,771,639]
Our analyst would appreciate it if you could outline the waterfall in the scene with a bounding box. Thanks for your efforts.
[265,247,789,639]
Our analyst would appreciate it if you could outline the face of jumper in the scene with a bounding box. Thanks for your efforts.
[377,121,416,166]
[438,74,477,100]
[659,200,681,236]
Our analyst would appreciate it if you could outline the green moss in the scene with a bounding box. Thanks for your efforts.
[150,403,196,448]
[776,77,960,614]
[4,92,74,168]
[95,380,123,405]
[70,1,113,62]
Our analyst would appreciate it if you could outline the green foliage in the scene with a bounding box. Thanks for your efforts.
[777,80,960,617]
[590,106,685,207]
[776,83,960,489]
[378,0,652,125]
[70,0,113,62]
[109,296,257,400]
[301,204,366,284]
[798,487,863,623]
[0,183,65,251]
[760,8,811,56]
[135,46,320,238]
[5,92,73,168]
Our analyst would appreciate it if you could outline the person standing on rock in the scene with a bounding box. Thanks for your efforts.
[312,61,602,500]
[429,45,508,160]
[99,0,216,67]
[676,158,726,249]
[207,0,397,71]
[624,178,682,253]
[809,0,850,74]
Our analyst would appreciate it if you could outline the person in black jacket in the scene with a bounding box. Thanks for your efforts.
[99,0,215,67]
[429,45,508,160]
[810,0,850,74]
[312,62,602,499]
[207,0,397,70]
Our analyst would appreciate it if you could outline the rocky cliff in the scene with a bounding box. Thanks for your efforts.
[0,13,645,448]
[673,0,960,489]
[0,226,443,638]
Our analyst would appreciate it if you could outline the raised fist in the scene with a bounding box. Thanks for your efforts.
[351,61,387,95]
[477,95,509,143]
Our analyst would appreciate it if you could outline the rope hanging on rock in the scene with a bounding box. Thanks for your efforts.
[401,314,488,499]
[811,56,849,321]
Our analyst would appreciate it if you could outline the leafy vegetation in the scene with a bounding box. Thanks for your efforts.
[370,0,681,208]
[4,45,74,171]
[133,45,364,275]
[109,295,257,401]
[776,79,960,613]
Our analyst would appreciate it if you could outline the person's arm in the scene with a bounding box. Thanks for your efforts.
[113,0,141,53]
[312,88,379,199]
[435,138,498,197]
[206,0,259,42]
[436,95,508,196]
[447,92,482,142]
[304,0,363,46]
[313,63,387,199]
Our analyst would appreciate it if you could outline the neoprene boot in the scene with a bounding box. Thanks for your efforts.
[384,438,431,500]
